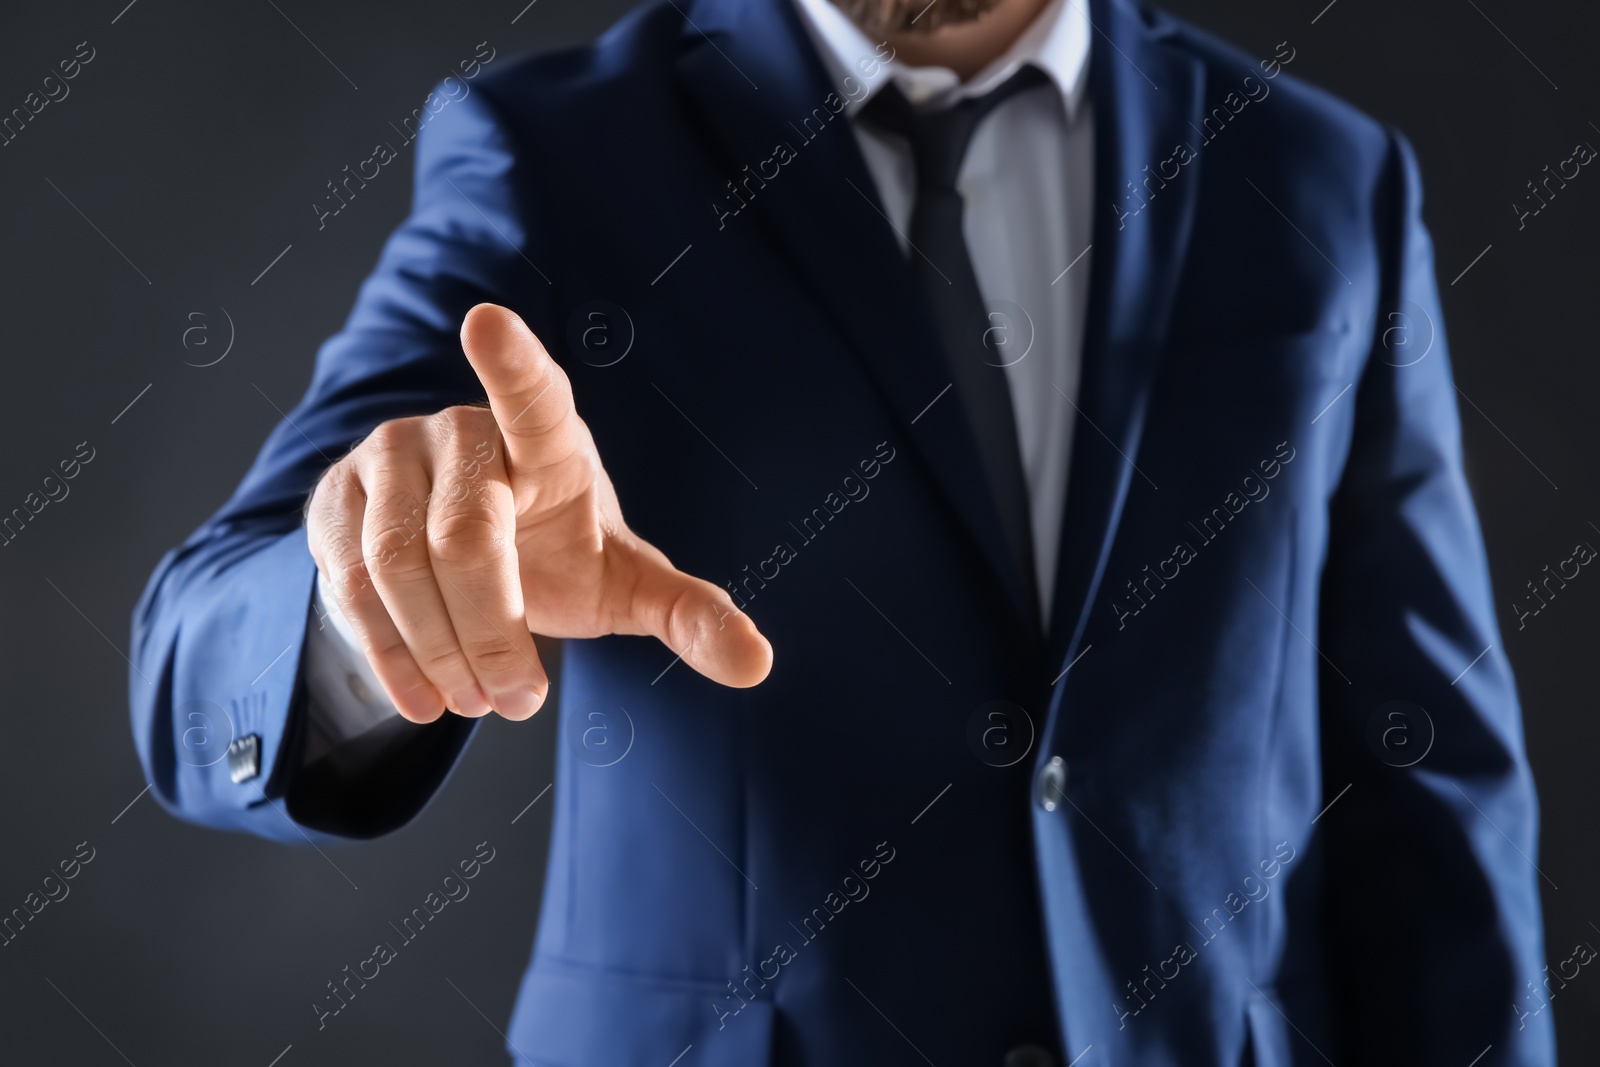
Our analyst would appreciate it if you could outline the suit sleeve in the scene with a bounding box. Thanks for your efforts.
[1316,128,1553,1062]
[128,78,544,842]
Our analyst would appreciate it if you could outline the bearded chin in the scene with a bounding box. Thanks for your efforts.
[826,0,1005,36]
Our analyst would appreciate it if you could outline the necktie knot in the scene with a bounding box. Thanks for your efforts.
[862,65,1050,192]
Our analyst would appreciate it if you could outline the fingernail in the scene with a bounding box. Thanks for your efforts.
[493,689,542,720]
[454,688,492,717]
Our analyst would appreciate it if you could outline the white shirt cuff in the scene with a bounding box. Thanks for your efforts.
[301,569,403,765]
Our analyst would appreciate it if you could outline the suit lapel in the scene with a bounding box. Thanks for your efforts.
[1044,0,1206,672]
[674,0,1041,635]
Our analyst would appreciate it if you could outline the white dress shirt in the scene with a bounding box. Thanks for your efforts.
[791,0,1094,617]
[301,0,1095,748]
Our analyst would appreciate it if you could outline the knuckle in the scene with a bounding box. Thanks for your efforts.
[427,510,507,564]
[515,364,575,436]
[433,404,490,435]
[418,644,472,682]
[306,462,358,527]
[663,585,701,644]
[307,489,352,547]
[462,642,527,678]
[311,457,355,502]
[363,502,431,576]
[360,417,420,455]
[544,369,577,422]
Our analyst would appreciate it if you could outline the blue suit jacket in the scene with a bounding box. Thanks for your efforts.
[130,0,1553,1062]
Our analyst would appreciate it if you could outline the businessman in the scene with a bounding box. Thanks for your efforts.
[131,0,1552,1062]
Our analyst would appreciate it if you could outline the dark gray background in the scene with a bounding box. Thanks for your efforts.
[0,0,1593,1063]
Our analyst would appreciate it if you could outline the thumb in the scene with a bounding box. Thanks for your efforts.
[626,549,773,688]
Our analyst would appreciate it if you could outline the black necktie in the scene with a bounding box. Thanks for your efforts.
[863,66,1050,626]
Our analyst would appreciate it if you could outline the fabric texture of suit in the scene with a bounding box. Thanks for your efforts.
[129,0,1552,1062]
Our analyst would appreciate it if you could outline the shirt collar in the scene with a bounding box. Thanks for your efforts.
[789,0,1091,120]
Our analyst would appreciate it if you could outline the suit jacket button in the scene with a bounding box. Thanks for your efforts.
[1004,1045,1056,1067]
[1035,756,1067,812]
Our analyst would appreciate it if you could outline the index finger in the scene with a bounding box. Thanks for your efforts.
[459,302,586,474]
